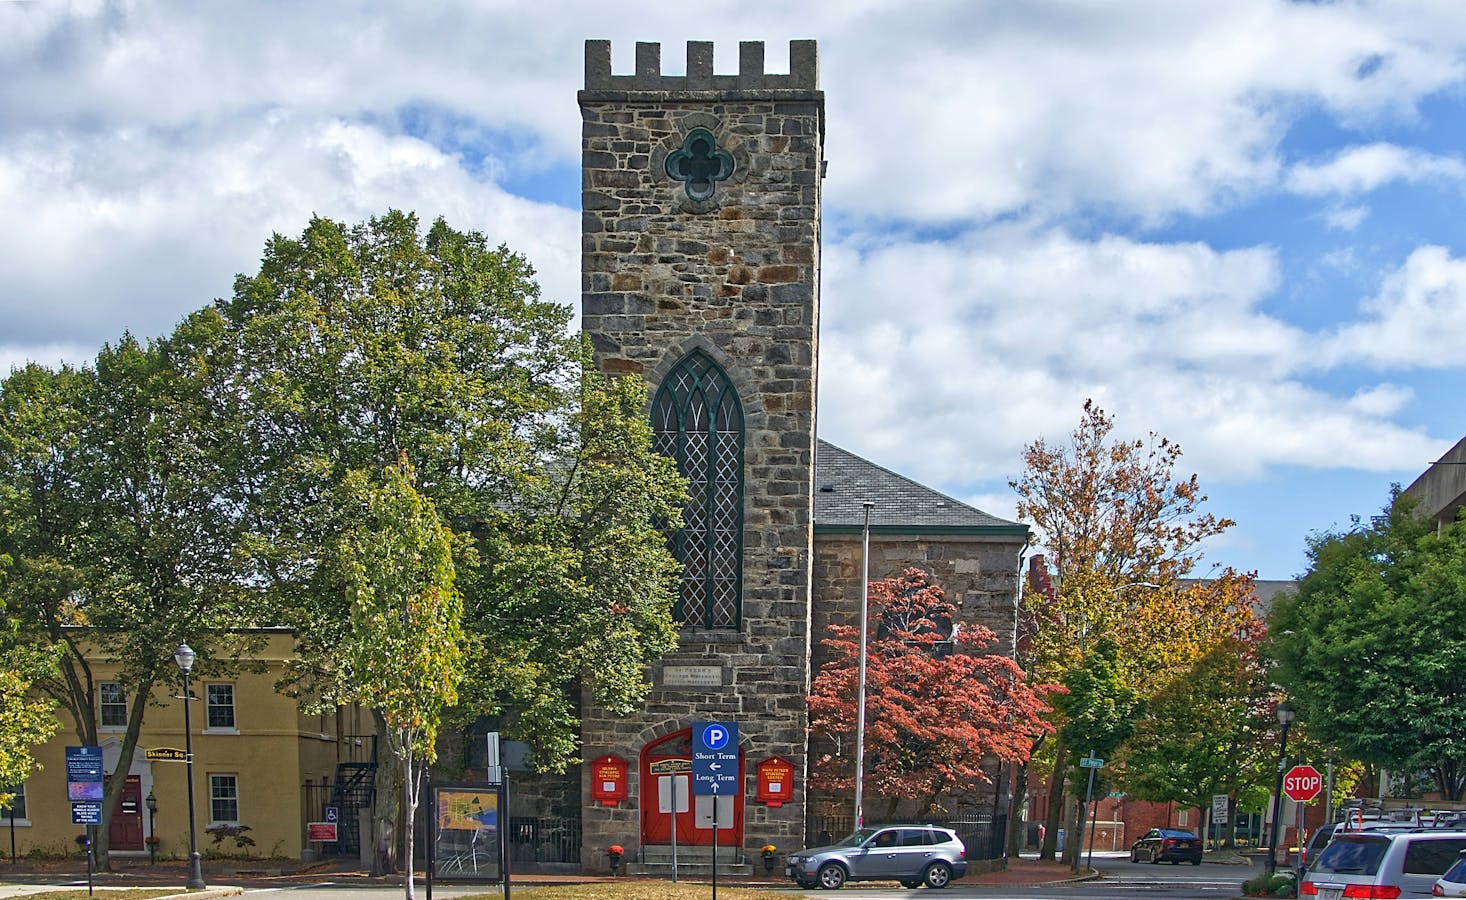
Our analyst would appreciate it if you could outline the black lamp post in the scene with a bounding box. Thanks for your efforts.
[145,791,157,863]
[174,643,206,890]
[1265,701,1296,877]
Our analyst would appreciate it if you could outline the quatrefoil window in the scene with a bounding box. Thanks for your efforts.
[664,128,735,201]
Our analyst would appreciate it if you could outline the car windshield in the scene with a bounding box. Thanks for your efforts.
[836,828,879,848]
[1313,836,1388,876]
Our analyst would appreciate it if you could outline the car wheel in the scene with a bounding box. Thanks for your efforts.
[923,861,953,889]
[1150,848,1161,864]
[817,863,846,890]
[1130,848,1139,863]
[1170,858,1179,865]
[1190,858,1201,866]
[899,880,920,889]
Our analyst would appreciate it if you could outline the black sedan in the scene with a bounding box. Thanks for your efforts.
[1129,828,1204,865]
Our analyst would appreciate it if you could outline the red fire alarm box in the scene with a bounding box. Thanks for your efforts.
[756,756,795,807]
[589,754,628,806]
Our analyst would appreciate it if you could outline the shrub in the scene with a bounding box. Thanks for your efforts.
[1241,872,1297,898]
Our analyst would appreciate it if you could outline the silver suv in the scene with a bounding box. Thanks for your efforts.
[1303,829,1466,898]
[785,825,968,890]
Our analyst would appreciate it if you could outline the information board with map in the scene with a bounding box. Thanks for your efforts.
[432,785,501,881]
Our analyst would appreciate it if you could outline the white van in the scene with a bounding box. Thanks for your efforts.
[1302,831,1466,899]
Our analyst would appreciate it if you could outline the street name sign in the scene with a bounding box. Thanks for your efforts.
[692,721,739,796]
[1079,756,1104,769]
[145,747,188,761]
[1283,764,1323,802]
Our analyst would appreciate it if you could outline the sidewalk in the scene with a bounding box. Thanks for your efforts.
[1,854,1090,893]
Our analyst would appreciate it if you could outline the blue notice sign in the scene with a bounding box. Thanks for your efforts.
[66,746,104,801]
[691,721,739,796]
[72,801,102,825]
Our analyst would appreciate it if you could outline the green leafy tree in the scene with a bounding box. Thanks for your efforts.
[1054,639,1135,866]
[337,456,465,900]
[1120,609,1276,845]
[1270,490,1466,799]
[0,323,257,865]
[216,211,684,869]
[0,643,57,810]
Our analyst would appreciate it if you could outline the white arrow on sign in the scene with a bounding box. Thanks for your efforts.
[710,763,721,771]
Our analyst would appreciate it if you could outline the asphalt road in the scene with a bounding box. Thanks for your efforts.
[223,854,1257,900]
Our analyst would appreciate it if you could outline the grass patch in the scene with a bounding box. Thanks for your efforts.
[457,886,792,900]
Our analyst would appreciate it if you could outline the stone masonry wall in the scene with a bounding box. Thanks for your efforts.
[807,533,1027,825]
[577,39,824,869]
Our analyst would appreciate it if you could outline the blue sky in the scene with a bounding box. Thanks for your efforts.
[4,1,1465,580]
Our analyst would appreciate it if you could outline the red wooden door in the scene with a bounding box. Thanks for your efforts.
[108,775,144,850]
[639,729,743,847]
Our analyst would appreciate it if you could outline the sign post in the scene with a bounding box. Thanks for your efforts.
[1075,755,1103,874]
[1283,765,1321,881]
[693,722,739,900]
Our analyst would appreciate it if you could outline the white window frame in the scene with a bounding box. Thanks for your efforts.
[2,782,29,825]
[99,682,128,730]
[204,683,237,733]
[208,773,240,825]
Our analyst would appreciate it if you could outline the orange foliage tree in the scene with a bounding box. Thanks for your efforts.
[808,568,1055,819]
[1010,400,1254,862]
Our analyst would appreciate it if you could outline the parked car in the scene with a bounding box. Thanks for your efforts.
[1129,828,1203,865]
[1433,849,1466,897]
[1298,821,1420,867]
[1302,830,1466,899]
[784,825,968,890]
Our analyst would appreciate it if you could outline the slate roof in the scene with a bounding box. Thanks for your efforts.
[813,440,1027,535]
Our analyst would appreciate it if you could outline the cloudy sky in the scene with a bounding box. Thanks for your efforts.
[5,0,1465,580]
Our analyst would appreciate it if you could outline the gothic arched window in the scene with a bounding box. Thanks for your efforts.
[651,351,744,629]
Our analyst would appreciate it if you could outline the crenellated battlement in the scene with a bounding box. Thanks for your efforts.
[583,39,818,93]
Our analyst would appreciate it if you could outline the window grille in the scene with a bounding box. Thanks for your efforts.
[100,683,128,728]
[209,774,239,824]
[651,351,744,629]
[207,684,236,729]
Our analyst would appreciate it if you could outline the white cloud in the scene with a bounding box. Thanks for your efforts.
[1325,245,1466,368]
[0,115,579,355]
[816,225,1447,489]
[1288,143,1466,196]
[1322,204,1370,231]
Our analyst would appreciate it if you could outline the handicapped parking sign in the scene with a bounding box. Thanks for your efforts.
[325,806,338,823]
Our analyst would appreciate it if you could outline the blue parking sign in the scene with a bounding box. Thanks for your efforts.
[691,721,739,796]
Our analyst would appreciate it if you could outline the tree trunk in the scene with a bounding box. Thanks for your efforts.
[370,710,400,877]
[1006,761,1029,858]
[402,750,415,900]
[1063,791,1084,868]
[1039,734,1068,861]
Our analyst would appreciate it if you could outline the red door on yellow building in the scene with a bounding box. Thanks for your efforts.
[639,729,743,847]
[108,775,144,850]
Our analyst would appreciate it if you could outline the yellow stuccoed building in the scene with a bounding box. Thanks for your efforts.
[14,629,373,861]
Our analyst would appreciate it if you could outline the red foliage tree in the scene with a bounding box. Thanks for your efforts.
[808,568,1056,817]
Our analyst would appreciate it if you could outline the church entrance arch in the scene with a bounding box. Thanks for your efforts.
[639,728,743,847]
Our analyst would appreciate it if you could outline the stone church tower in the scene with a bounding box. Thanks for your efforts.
[578,39,824,867]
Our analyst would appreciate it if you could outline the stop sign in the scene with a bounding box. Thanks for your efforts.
[1283,764,1323,802]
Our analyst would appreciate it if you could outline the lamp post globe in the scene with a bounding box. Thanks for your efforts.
[1265,701,1296,877]
[174,642,206,890]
